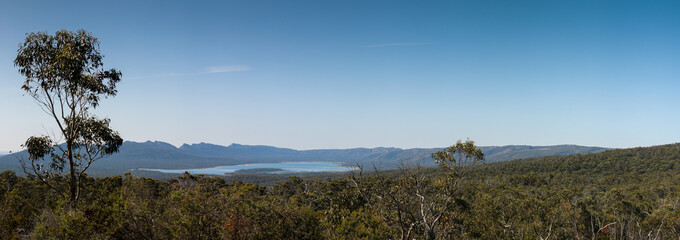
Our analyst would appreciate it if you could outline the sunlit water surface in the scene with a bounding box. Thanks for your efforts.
[141,162,351,175]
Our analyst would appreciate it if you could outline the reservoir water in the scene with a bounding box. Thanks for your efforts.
[141,162,351,175]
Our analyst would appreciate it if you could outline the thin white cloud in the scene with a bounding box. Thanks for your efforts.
[362,42,433,48]
[151,72,180,78]
[204,65,252,74]
[125,72,180,81]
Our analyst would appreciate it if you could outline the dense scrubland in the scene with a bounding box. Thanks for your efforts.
[1,143,679,239]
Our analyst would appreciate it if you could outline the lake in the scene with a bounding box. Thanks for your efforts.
[141,162,351,175]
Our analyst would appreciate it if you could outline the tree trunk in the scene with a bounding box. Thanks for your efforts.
[67,140,78,209]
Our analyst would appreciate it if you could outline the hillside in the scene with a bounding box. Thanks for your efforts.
[0,141,608,176]
[2,143,679,239]
[472,142,680,177]
[178,142,607,166]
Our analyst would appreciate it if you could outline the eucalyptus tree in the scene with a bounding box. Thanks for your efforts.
[352,139,485,240]
[14,29,123,209]
[432,139,485,188]
[426,139,485,239]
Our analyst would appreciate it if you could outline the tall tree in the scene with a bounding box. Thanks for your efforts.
[14,29,123,209]
[432,139,485,183]
[353,139,485,240]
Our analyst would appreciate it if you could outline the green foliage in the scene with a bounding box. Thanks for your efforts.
[14,29,123,209]
[1,143,680,239]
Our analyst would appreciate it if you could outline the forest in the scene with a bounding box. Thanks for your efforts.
[1,142,679,239]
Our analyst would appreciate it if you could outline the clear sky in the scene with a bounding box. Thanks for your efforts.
[1,0,679,151]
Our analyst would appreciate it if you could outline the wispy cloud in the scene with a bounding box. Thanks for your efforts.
[204,65,252,74]
[151,72,180,78]
[125,65,252,80]
[362,42,433,48]
[125,72,180,81]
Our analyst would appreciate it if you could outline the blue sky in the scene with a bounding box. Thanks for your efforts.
[1,0,679,151]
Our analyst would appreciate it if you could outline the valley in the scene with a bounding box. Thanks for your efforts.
[0,141,607,177]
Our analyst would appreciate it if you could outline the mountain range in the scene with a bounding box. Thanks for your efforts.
[0,141,608,176]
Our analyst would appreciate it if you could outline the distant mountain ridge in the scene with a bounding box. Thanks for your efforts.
[178,142,608,165]
[0,141,608,176]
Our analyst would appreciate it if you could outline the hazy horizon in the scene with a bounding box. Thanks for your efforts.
[1,0,679,152]
[0,138,640,153]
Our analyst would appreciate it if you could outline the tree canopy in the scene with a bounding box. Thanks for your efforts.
[14,29,123,209]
